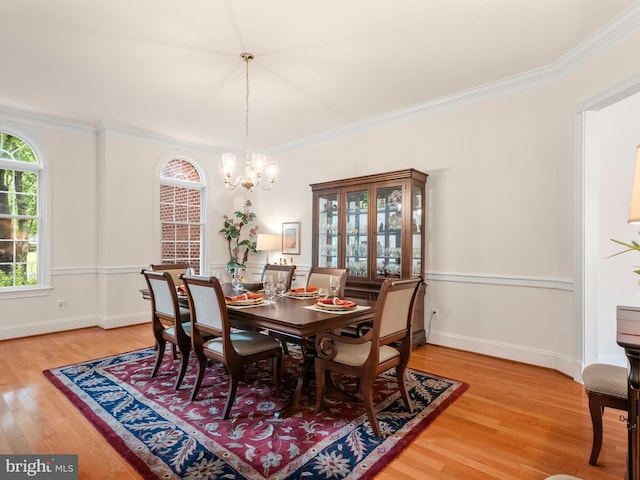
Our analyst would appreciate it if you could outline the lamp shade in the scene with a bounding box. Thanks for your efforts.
[630,146,640,223]
[256,234,281,252]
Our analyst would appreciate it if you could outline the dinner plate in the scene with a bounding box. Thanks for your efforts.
[227,298,264,306]
[286,291,319,298]
[314,301,357,311]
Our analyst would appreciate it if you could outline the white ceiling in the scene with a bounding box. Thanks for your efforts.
[1,0,638,153]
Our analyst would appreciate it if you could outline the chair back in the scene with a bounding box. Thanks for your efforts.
[308,267,347,297]
[141,269,189,338]
[372,277,423,345]
[262,264,296,290]
[182,274,228,339]
[150,262,189,286]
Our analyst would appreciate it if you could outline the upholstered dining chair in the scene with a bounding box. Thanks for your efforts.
[141,269,191,390]
[581,363,628,465]
[150,262,190,286]
[307,266,347,297]
[262,264,296,290]
[314,277,423,437]
[182,274,282,418]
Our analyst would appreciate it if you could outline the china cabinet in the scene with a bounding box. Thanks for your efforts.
[311,169,427,346]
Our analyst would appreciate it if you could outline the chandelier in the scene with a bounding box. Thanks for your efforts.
[221,53,277,192]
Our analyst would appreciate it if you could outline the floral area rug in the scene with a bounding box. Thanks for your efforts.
[44,347,467,479]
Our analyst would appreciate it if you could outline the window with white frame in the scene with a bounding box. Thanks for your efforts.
[0,132,41,289]
[160,159,204,274]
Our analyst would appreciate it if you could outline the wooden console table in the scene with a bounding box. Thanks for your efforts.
[616,305,640,480]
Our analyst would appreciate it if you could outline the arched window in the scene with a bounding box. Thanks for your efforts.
[0,132,41,289]
[159,158,204,274]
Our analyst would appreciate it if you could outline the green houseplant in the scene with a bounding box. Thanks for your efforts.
[219,200,258,273]
[611,238,640,276]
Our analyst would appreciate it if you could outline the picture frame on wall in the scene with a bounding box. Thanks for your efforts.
[282,222,301,255]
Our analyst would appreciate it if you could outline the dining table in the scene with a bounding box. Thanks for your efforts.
[141,283,376,417]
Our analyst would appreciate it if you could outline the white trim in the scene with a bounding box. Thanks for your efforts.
[425,271,573,291]
[0,106,95,136]
[427,330,584,382]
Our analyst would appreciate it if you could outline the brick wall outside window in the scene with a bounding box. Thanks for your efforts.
[160,159,203,274]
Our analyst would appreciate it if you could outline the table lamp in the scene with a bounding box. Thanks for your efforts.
[256,233,281,265]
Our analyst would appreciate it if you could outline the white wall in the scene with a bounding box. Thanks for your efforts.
[1,29,640,382]
[593,91,640,365]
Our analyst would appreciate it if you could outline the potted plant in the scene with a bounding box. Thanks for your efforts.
[219,200,258,273]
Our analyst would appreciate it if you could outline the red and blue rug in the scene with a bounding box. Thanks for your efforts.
[44,347,467,479]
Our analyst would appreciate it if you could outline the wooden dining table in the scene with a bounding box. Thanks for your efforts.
[141,284,376,417]
[225,288,376,417]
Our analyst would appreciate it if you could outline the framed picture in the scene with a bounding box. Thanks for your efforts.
[282,222,301,255]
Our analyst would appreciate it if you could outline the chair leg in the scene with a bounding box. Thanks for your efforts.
[397,363,413,414]
[314,359,326,412]
[588,392,605,466]
[190,356,207,401]
[151,340,166,378]
[223,374,240,420]
[361,378,382,437]
[174,350,189,391]
[272,355,282,397]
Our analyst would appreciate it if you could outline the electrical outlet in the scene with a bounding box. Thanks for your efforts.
[431,308,439,320]
[56,299,65,309]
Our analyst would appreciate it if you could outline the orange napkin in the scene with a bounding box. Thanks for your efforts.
[316,297,357,308]
[176,285,187,295]
[225,293,263,303]
[290,286,318,293]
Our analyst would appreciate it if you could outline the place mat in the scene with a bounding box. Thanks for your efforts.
[303,304,371,314]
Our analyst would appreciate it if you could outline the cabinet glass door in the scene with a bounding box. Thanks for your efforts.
[374,185,403,278]
[317,193,339,268]
[412,185,423,276]
[345,189,368,277]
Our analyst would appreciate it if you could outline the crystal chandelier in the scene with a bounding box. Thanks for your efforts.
[221,53,277,192]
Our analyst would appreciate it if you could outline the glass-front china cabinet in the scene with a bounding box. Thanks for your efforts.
[311,169,427,346]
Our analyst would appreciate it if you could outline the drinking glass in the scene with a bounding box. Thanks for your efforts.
[263,274,273,290]
[231,268,242,290]
[329,275,340,298]
[276,271,287,296]
[264,284,276,302]
[318,287,329,298]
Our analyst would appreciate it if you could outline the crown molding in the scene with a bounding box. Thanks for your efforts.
[268,3,640,156]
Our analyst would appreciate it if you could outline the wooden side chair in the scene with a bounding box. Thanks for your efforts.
[141,269,191,390]
[262,264,296,290]
[314,277,423,437]
[581,363,628,465]
[182,274,282,418]
[150,262,190,286]
[307,266,347,296]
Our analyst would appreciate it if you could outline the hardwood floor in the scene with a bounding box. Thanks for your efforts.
[0,324,627,479]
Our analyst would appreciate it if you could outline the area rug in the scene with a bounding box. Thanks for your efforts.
[44,347,467,479]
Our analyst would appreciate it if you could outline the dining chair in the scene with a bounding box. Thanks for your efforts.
[314,276,423,437]
[307,266,347,296]
[262,264,296,290]
[182,274,282,418]
[141,269,191,390]
[150,262,190,286]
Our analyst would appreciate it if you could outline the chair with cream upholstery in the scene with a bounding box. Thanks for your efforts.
[307,266,347,296]
[314,277,423,437]
[150,262,190,286]
[182,274,282,418]
[141,269,191,390]
[581,363,628,465]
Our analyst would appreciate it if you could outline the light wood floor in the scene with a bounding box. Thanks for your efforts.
[0,324,627,479]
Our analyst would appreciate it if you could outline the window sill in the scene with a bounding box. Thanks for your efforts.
[0,287,53,300]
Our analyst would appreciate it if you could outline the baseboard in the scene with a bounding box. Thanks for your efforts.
[0,315,98,341]
[97,312,150,330]
[427,330,584,382]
